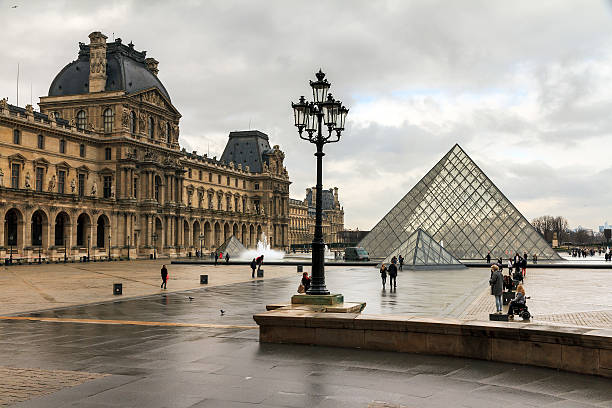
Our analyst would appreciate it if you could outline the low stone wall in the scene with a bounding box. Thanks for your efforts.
[253,309,612,378]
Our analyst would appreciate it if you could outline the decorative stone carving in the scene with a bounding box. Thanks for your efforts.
[110,184,115,199]
[48,175,56,192]
[70,178,76,194]
[69,118,76,127]
[0,98,8,111]
[138,113,146,132]
[91,182,97,197]
[25,104,34,116]
[24,172,31,189]
[48,112,56,123]
[0,168,3,186]
[121,106,130,129]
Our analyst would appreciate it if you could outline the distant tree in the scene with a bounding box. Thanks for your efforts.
[531,215,569,243]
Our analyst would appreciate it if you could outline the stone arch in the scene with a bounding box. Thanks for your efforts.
[31,209,49,247]
[241,224,247,246]
[249,224,255,249]
[232,223,238,238]
[214,222,221,248]
[183,219,190,248]
[76,213,91,247]
[54,211,70,246]
[192,220,201,251]
[223,222,230,243]
[154,217,163,250]
[96,214,110,248]
[203,221,211,250]
[4,208,24,249]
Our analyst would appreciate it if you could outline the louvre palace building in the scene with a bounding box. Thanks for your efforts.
[0,32,290,261]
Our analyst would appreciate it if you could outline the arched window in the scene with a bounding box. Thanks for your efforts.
[76,110,86,130]
[103,108,114,133]
[166,122,171,143]
[130,111,136,133]
[148,116,154,139]
[97,217,106,248]
[154,175,161,202]
[31,212,43,246]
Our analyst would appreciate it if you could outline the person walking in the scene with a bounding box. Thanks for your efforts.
[225,253,230,264]
[160,264,168,289]
[388,260,398,289]
[521,255,527,277]
[486,252,491,264]
[250,258,257,278]
[489,264,503,313]
[398,255,404,271]
[214,252,219,266]
[380,263,387,289]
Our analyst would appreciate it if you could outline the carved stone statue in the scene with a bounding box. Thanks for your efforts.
[187,193,193,207]
[110,184,115,199]
[91,182,97,197]
[263,162,269,172]
[0,98,8,111]
[25,104,34,116]
[48,175,56,192]
[0,168,3,186]
[48,112,56,123]
[24,172,31,189]
[121,107,130,129]
[70,178,76,194]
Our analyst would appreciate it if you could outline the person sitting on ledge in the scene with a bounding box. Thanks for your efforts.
[301,272,311,293]
[507,284,526,319]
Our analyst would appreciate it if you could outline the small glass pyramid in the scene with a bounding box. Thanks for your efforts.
[216,235,247,257]
[360,144,560,261]
[381,228,464,269]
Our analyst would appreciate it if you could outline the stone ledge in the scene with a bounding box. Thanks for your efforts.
[252,311,612,378]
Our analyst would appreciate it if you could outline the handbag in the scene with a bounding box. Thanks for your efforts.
[297,284,305,293]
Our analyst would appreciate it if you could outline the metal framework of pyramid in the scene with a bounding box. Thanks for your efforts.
[216,235,247,256]
[381,228,465,270]
[359,144,561,261]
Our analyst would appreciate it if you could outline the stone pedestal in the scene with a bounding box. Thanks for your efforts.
[291,293,343,306]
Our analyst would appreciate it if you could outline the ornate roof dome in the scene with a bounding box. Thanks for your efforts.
[48,37,171,101]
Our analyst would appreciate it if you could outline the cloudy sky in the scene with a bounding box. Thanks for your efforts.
[2,0,612,230]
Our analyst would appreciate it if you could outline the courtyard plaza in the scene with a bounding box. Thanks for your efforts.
[0,261,611,406]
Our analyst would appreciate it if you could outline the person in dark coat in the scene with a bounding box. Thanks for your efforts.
[214,252,219,265]
[388,261,398,289]
[489,264,503,313]
[486,252,491,264]
[380,263,387,289]
[301,272,311,292]
[160,265,168,289]
[250,258,257,278]
[398,255,404,271]
[225,253,230,264]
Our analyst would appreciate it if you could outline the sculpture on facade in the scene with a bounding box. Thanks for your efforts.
[24,172,31,189]
[121,107,130,129]
[48,175,56,192]
[91,182,97,197]
[0,98,8,112]
[110,184,115,199]
[70,178,76,194]
[0,168,3,186]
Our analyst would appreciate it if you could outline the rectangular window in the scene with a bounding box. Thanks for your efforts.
[105,147,111,160]
[78,173,85,197]
[188,168,192,178]
[243,180,246,189]
[37,134,44,149]
[59,140,66,153]
[58,170,65,194]
[79,144,85,158]
[103,176,112,198]
[35,167,44,192]
[217,174,221,184]
[13,129,20,144]
[254,183,260,190]
[199,170,202,180]
[235,179,238,187]
[11,164,20,188]
[208,173,212,182]
[227,177,230,186]
[133,177,138,199]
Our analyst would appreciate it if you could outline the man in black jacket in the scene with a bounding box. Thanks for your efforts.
[160,265,168,289]
[388,261,398,289]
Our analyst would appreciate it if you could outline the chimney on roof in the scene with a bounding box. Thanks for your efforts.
[88,31,108,93]
[145,58,159,76]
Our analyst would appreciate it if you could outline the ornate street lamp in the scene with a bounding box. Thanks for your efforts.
[108,234,111,261]
[127,235,130,260]
[87,236,90,262]
[292,70,349,295]
[199,233,205,257]
[9,234,14,265]
[152,233,157,259]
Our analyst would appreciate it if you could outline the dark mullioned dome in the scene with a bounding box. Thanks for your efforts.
[48,38,171,101]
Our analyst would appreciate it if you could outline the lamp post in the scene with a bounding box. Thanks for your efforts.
[38,234,42,264]
[292,70,349,295]
[9,234,14,265]
[108,234,111,261]
[199,233,204,258]
[127,235,130,260]
[87,236,90,262]
[63,235,67,263]
[152,233,157,259]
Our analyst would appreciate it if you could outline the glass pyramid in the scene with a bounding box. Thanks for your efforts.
[216,235,247,257]
[381,228,464,269]
[359,144,560,261]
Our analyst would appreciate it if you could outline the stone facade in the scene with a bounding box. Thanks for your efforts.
[0,32,289,262]
[289,187,344,247]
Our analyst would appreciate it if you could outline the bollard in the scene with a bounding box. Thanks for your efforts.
[200,274,208,284]
[297,265,303,273]
[113,283,123,295]
[257,269,264,278]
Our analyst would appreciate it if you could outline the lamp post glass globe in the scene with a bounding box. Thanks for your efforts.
[291,70,349,295]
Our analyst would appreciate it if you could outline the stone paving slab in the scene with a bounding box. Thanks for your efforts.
[0,366,107,407]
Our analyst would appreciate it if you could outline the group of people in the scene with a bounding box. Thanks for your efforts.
[379,255,402,290]
[213,251,231,265]
[486,252,528,277]
[249,255,264,278]
[488,263,527,317]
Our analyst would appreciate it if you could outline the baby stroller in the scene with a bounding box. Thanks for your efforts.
[508,296,531,320]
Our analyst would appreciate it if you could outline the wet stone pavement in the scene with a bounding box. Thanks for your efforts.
[1,266,612,407]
